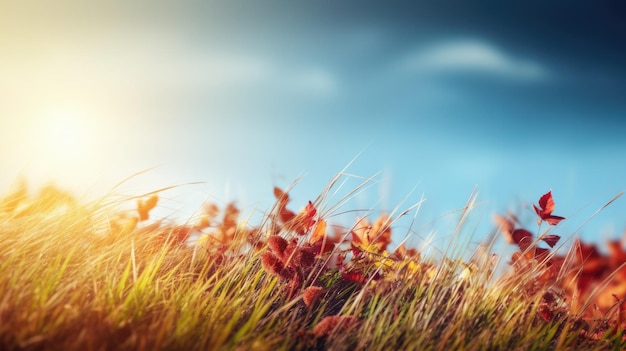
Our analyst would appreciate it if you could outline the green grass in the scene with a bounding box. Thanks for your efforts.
[0,178,624,350]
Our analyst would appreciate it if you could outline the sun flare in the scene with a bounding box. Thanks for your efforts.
[36,108,93,161]
[12,105,107,189]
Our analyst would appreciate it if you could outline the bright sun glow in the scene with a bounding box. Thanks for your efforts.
[12,105,107,191]
[38,109,92,161]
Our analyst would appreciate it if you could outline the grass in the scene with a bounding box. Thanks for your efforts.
[0,176,625,350]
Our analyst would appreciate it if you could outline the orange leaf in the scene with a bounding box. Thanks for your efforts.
[370,215,392,252]
[350,217,369,247]
[279,209,296,224]
[310,220,338,255]
[273,186,290,203]
[494,214,514,236]
[137,194,158,221]
[170,225,192,245]
[393,243,419,259]
[294,201,317,234]
[350,215,392,253]
[310,219,327,244]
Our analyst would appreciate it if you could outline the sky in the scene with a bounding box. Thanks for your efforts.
[1,0,626,255]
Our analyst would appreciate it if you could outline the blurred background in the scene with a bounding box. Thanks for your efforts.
[1,1,625,254]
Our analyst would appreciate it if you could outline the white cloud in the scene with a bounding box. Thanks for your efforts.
[401,39,548,81]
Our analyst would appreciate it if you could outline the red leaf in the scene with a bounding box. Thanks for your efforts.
[534,247,550,261]
[543,215,565,226]
[541,235,561,248]
[309,220,337,255]
[279,209,296,224]
[535,191,556,217]
[274,187,295,223]
[170,225,192,245]
[511,228,534,251]
[273,187,290,203]
[534,191,565,225]
[295,201,317,234]
[311,240,336,255]
[342,271,368,283]
[511,251,523,263]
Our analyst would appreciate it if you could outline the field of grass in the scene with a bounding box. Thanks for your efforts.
[1,175,625,350]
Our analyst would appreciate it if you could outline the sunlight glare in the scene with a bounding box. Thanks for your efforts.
[19,106,107,191]
[39,109,91,161]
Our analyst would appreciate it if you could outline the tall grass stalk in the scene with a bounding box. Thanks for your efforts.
[0,178,622,350]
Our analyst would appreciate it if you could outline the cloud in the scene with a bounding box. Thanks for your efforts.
[401,39,548,81]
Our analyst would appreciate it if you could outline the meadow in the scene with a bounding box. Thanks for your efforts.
[1,173,625,350]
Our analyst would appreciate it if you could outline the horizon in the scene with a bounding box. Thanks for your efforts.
[2,1,625,252]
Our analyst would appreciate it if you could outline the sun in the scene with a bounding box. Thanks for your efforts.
[38,109,92,161]
[20,105,110,189]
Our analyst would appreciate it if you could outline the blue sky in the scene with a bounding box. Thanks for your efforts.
[1,1,625,253]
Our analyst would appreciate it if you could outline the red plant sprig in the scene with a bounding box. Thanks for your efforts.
[273,187,318,235]
[261,235,319,296]
[495,211,562,288]
[533,191,565,225]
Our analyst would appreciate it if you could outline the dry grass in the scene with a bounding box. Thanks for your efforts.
[0,176,624,350]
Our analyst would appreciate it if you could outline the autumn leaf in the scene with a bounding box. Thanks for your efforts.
[168,225,193,245]
[309,219,336,255]
[290,201,317,235]
[196,203,219,229]
[502,228,534,251]
[533,247,551,262]
[274,187,296,224]
[541,234,561,248]
[533,191,565,225]
[393,243,419,260]
[310,219,327,244]
[137,194,158,221]
[341,271,368,283]
[273,186,290,203]
[494,214,515,236]
[370,215,392,251]
[351,215,392,253]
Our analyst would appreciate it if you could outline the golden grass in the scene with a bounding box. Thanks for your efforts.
[0,177,624,350]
